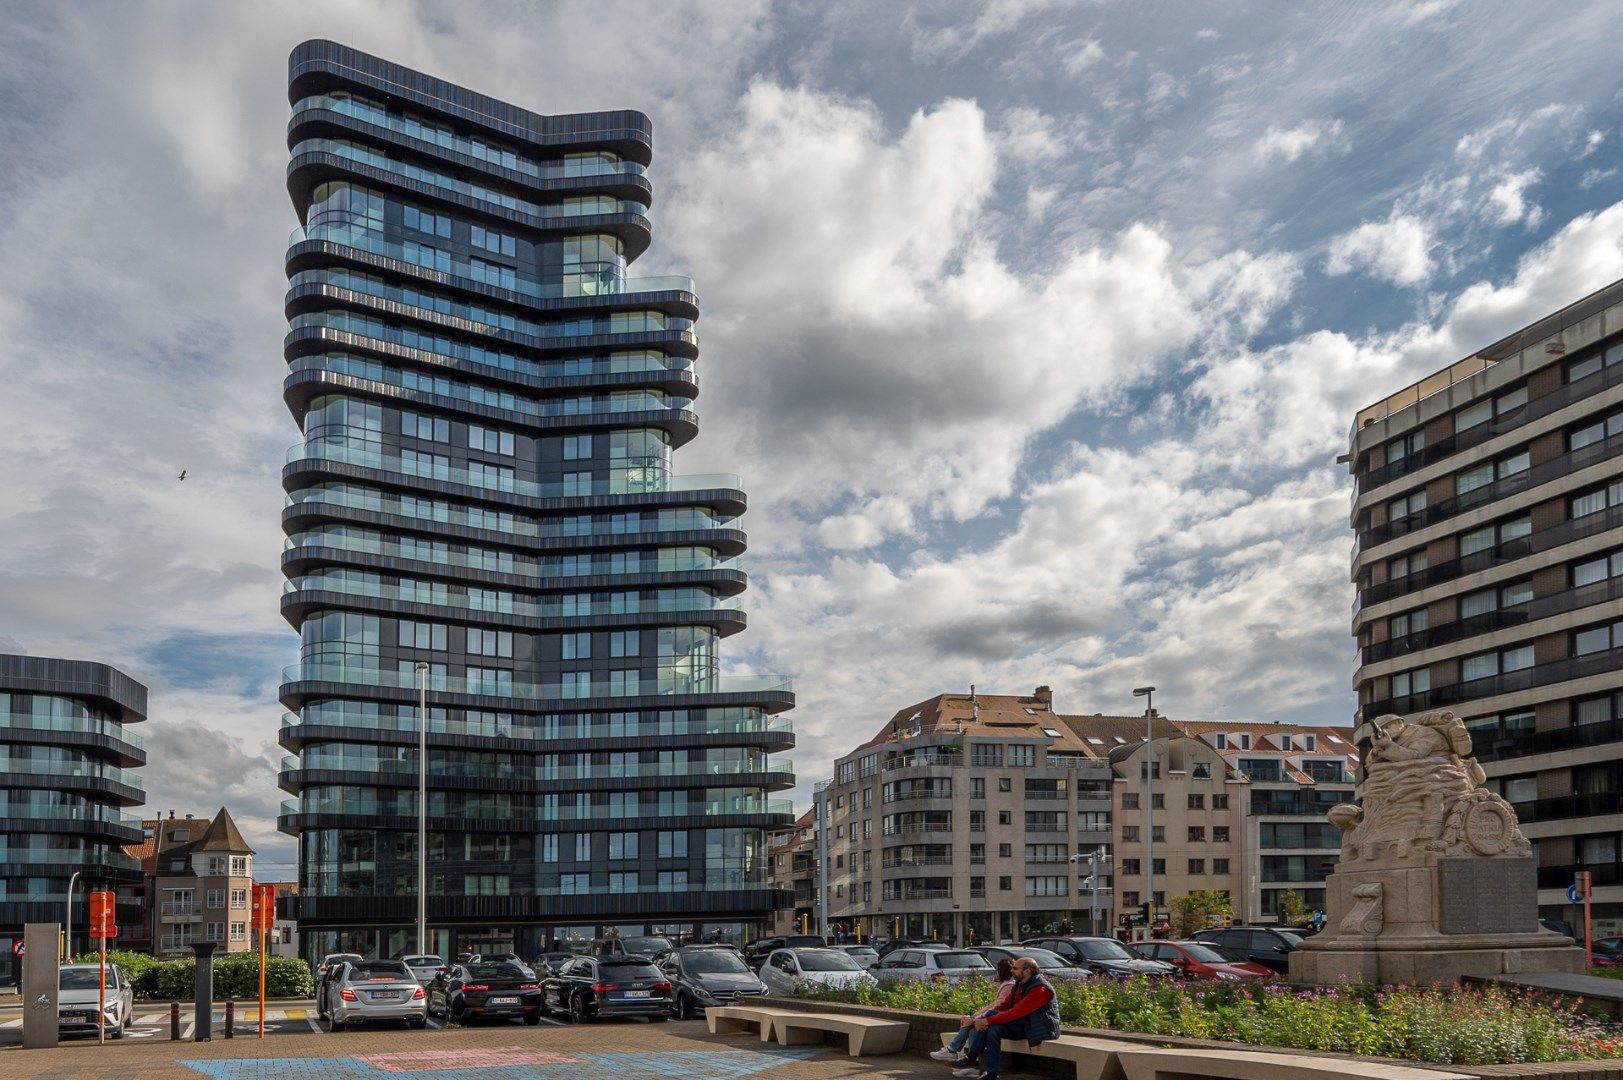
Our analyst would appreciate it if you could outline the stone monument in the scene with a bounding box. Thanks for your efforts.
[1289,710,1585,984]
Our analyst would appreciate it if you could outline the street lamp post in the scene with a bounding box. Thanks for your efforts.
[64,871,81,962]
[415,661,429,956]
[1133,686,1156,936]
[1069,848,1110,936]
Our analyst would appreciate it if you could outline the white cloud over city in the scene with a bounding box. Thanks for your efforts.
[1,0,1622,870]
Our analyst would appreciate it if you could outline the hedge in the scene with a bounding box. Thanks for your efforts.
[75,950,313,1000]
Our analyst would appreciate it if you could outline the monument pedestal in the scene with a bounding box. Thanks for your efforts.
[1290,856,1586,985]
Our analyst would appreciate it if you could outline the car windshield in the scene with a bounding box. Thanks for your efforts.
[1179,944,1231,964]
[1076,940,1135,961]
[466,962,526,979]
[622,936,671,955]
[326,954,363,965]
[352,961,411,979]
[796,951,860,972]
[60,969,113,990]
[1278,931,1304,945]
[402,955,442,966]
[935,952,991,970]
[785,935,825,948]
[683,951,751,974]
[1020,949,1068,969]
[599,961,660,982]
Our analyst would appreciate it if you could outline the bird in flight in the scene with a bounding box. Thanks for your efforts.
[178,470,187,481]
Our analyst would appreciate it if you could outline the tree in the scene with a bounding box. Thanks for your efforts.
[1170,890,1234,938]
[1280,889,1309,926]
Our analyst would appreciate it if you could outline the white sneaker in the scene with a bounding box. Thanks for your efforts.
[930,1047,963,1061]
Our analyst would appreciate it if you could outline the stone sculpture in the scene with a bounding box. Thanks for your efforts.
[1289,710,1584,984]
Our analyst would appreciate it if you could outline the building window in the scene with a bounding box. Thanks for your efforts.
[1188,827,1205,842]
[1121,826,1139,842]
[1213,827,1230,843]
[998,843,1012,857]
[1460,580,1533,619]
[1212,794,1229,810]
[1462,644,1536,679]
[1120,859,1140,875]
[1008,745,1035,767]
[1188,859,1205,874]
[206,890,224,909]
[1121,891,1139,906]
[205,923,223,942]
[1191,762,1211,780]
[230,889,247,909]
[657,831,687,858]
[1391,668,1431,698]
[1121,793,1139,809]
[969,811,984,832]
[1388,549,1426,580]
[1576,619,1623,657]
[998,876,1012,891]
[1025,876,1067,897]
[1213,858,1230,874]
[1389,607,1428,640]
[1388,489,1426,521]
[229,923,246,943]
[608,832,638,860]
[970,877,985,898]
[998,811,1011,826]
[1187,794,1204,810]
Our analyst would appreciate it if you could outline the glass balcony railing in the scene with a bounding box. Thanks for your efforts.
[0,712,144,750]
[282,752,792,782]
[283,575,743,618]
[281,795,793,821]
[285,351,692,419]
[283,486,738,540]
[290,138,650,220]
[284,530,741,578]
[291,95,650,183]
[0,849,141,871]
[281,709,794,742]
[0,805,144,829]
[0,759,144,789]
[288,224,694,304]
[284,440,739,501]
[280,663,792,701]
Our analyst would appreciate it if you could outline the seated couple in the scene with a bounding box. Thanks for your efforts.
[928,956,1061,1080]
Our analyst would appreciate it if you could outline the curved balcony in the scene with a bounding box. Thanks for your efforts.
[0,763,144,807]
[0,712,145,766]
[277,663,795,715]
[279,755,794,795]
[278,709,795,755]
[0,848,142,873]
[281,488,747,556]
[0,807,144,843]
[277,795,793,837]
[282,441,747,517]
[288,95,653,193]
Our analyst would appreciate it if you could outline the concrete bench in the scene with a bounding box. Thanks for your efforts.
[941,1031,1136,1079]
[773,1012,909,1055]
[704,1005,803,1041]
[1116,1047,1474,1080]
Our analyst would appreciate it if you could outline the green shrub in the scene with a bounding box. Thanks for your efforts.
[94,952,314,1001]
[792,977,1623,1064]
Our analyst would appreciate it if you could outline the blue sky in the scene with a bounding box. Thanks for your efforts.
[1,0,1621,877]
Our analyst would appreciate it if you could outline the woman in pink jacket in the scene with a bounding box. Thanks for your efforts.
[929,958,1015,1062]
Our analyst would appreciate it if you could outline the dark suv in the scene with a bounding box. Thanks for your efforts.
[1191,926,1303,974]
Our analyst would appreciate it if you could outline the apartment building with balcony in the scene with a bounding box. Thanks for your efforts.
[151,809,256,956]
[0,654,146,977]
[765,809,817,936]
[824,687,1123,944]
[1349,279,1623,934]
[1177,722,1358,921]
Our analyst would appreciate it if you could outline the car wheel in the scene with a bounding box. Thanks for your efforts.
[109,1019,124,1039]
[409,1017,427,1029]
[569,994,590,1024]
[523,1011,541,1026]
[674,992,692,1021]
[330,1014,345,1032]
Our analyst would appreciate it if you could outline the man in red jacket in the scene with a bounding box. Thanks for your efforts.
[950,957,1061,1079]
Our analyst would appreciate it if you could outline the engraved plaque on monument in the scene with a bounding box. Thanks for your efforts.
[1438,857,1538,936]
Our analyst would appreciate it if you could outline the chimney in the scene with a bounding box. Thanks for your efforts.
[1034,685,1053,708]
[168,810,175,820]
[970,684,979,723]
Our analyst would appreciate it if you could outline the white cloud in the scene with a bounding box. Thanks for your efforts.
[1488,168,1543,226]
[1253,118,1346,164]
[1325,214,1433,286]
[1061,37,1108,76]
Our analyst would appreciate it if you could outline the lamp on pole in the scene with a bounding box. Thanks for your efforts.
[415,661,429,956]
[64,870,81,962]
[1069,848,1110,936]
[1133,686,1156,936]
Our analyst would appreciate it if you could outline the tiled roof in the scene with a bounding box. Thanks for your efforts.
[855,688,1186,759]
[122,819,160,873]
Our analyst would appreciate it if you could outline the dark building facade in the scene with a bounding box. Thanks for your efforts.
[0,654,146,978]
[276,41,794,960]
[1349,280,1623,935]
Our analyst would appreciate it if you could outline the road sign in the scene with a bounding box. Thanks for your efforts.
[251,884,277,932]
[10,940,22,957]
[1569,882,1583,903]
[88,891,115,940]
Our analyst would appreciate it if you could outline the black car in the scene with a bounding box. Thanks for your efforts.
[743,934,826,969]
[1190,927,1304,974]
[427,961,545,1025]
[661,946,768,1019]
[874,938,951,958]
[542,955,673,1023]
[531,951,579,978]
[1022,936,1174,977]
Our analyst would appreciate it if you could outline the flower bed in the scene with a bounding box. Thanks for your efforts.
[793,976,1623,1066]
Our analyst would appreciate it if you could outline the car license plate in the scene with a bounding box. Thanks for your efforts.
[622,989,650,998]
[59,1013,86,1024]
[371,990,400,999]
[490,996,518,1005]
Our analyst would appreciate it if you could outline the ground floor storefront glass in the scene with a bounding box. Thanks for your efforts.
[302,920,768,964]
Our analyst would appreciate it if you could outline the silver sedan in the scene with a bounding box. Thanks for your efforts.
[327,959,428,1030]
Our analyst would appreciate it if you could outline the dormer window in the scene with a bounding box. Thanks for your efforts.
[1303,734,1316,751]
[1213,733,1227,749]
[1239,733,1252,750]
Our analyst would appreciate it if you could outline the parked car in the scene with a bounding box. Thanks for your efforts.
[1022,936,1174,978]
[429,960,544,1025]
[620,935,675,960]
[874,937,951,958]
[661,945,769,1019]
[478,952,536,976]
[1541,918,1577,940]
[871,948,994,987]
[400,954,446,985]
[743,934,826,968]
[531,951,579,978]
[829,944,880,968]
[57,963,133,1038]
[1130,940,1272,981]
[973,945,1091,983]
[542,955,673,1023]
[758,948,878,994]
[314,953,366,1018]
[325,959,428,1030]
[1190,927,1303,974]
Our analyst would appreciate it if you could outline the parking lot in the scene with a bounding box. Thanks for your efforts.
[0,1008,946,1079]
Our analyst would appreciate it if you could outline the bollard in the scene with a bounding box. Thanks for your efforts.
[224,1000,234,1038]
[169,1001,180,1040]
[191,941,218,1042]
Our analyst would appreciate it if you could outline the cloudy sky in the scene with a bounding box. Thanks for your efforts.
[2,0,1621,877]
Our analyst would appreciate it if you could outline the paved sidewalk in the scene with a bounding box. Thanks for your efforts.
[0,1018,949,1079]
